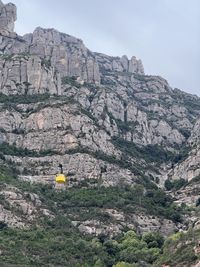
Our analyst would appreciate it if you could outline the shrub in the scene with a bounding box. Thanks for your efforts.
[164,178,186,191]
[61,76,81,88]
[0,93,50,104]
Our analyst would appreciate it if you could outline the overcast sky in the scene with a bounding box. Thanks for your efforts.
[4,0,200,96]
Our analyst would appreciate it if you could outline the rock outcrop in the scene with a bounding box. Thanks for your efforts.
[0,0,199,189]
[73,210,176,238]
[0,26,146,95]
[0,0,16,36]
[0,1,145,95]
[167,117,200,183]
[0,184,53,228]
[96,53,144,75]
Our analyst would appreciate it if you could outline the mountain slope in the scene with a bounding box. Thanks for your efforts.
[0,1,200,266]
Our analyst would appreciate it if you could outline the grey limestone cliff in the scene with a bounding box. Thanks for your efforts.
[0,0,144,95]
[0,0,16,36]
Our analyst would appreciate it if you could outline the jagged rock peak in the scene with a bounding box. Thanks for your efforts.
[29,27,83,45]
[0,0,145,92]
[119,55,144,74]
[0,0,16,35]
[95,53,145,74]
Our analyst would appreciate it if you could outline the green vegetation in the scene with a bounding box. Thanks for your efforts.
[22,185,183,222]
[112,137,175,164]
[10,179,184,224]
[0,53,14,61]
[165,175,200,192]
[0,142,57,157]
[154,229,200,267]
[133,73,147,82]
[0,161,185,224]
[0,142,38,157]
[1,221,199,267]
[0,163,193,266]
[187,175,200,185]
[0,93,50,104]
[61,76,82,88]
[172,146,191,164]
[0,53,30,61]
[41,58,51,68]
[179,128,191,139]
[164,178,187,191]
[0,227,164,267]
[114,120,137,133]
[173,89,200,116]
[0,164,19,183]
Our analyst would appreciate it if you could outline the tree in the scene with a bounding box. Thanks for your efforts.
[142,232,164,248]
[164,179,173,190]
[113,262,138,267]
[0,221,7,230]
[94,259,105,267]
[196,197,200,207]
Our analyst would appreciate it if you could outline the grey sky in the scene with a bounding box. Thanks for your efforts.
[4,0,200,96]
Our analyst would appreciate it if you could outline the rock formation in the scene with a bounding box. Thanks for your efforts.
[0,0,16,36]
[0,0,199,188]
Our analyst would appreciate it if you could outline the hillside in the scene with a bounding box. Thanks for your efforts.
[1,165,200,267]
[0,0,200,266]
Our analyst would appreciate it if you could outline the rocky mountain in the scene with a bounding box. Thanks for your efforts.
[0,1,199,187]
[0,1,200,266]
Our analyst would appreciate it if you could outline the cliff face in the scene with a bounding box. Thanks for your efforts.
[0,25,145,95]
[0,0,200,241]
[0,0,199,187]
[0,0,16,35]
